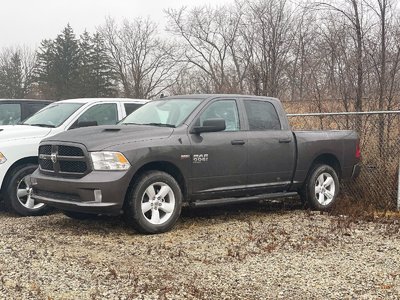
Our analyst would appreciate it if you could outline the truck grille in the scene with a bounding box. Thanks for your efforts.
[39,144,89,177]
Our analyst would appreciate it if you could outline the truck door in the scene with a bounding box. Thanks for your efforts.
[189,99,248,198]
[244,99,296,193]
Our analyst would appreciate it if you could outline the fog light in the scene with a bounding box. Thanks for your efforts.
[94,190,102,202]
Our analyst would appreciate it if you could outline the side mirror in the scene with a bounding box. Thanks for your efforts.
[191,118,226,134]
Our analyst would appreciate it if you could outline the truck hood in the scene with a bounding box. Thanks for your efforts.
[44,125,174,151]
[0,125,52,141]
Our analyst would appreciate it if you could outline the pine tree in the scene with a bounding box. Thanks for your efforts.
[78,31,117,97]
[87,32,117,97]
[35,24,81,99]
[78,31,93,97]
[53,24,81,99]
[0,50,26,98]
[35,39,56,98]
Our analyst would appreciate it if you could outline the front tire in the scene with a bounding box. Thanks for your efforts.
[301,164,339,211]
[5,164,50,216]
[124,171,182,234]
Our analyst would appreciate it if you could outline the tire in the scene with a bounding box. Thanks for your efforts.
[301,164,339,211]
[4,164,50,216]
[63,211,98,220]
[124,171,182,234]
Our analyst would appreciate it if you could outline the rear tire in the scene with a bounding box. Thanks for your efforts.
[124,171,182,234]
[301,164,339,211]
[5,164,50,216]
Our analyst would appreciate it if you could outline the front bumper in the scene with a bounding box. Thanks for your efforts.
[30,169,133,215]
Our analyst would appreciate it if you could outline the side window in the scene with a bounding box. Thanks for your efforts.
[0,104,21,125]
[76,103,118,126]
[124,103,142,116]
[199,100,240,131]
[244,101,281,130]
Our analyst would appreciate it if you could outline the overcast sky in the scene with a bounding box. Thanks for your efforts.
[0,0,233,48]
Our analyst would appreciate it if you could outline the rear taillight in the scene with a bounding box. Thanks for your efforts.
[355,141,361,159]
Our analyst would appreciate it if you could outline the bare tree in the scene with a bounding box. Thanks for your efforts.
[165,4,248,93]
[99,17,181,99]
[244,0,297,98]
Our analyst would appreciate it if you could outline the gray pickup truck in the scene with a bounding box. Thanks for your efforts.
[31,95,361,233]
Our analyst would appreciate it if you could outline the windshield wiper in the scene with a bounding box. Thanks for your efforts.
[142,123,176,128]
[26,123,56,128]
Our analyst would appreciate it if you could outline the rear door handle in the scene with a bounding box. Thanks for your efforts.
[231,140,245,145]
[279,138,292,143]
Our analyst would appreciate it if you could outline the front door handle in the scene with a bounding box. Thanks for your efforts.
[231,140,245,145]
[279,138,292,143]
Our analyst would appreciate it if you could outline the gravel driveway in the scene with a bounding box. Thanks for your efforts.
[0,201,399,299]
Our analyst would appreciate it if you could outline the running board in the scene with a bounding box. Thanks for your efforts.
[190,192,299,207]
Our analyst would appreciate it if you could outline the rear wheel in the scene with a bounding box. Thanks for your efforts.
[124,171,182,234]
[5,164,50,216]
[301,164,339,211]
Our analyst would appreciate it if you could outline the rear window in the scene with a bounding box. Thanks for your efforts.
[244,100,281,130]
[124,103,143,115]
[0,103,21,125]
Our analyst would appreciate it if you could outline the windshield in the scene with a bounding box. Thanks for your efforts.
[121,99,203,127]
[23,103,83,128]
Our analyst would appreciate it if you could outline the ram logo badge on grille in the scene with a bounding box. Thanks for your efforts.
[51,153,58,163]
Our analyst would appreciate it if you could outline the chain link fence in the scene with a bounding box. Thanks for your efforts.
[287,111,400,210]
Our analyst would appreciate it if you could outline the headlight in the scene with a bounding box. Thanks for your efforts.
[0,152,6,164]
[90,152,131,171]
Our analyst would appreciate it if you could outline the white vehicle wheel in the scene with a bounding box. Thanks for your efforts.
[5,164,50,216]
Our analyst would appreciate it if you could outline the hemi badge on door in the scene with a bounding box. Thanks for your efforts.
[181,154,190,160]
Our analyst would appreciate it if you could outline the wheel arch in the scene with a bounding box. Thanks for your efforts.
[126,161,188,203]
[299,153,342,193]
[1,156,38,192]
[311,153,342,179]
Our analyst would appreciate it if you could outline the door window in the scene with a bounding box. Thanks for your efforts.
[76,103,118,126]
[199,100,240,131]
[244,101,281,130]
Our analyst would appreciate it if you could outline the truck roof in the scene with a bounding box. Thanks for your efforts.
[58,98,149,104]
[163,94,280,103]
[0,99,53,103]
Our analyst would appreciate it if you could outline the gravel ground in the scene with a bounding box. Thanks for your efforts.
[0,201,399,299]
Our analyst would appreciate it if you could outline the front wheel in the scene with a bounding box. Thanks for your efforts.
[5,164,50,216]
[124,171,182,234]
[301,164,339,211]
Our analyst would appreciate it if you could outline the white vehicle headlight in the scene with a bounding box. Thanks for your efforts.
[0,152,6,164]
[90,152,131,171]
